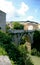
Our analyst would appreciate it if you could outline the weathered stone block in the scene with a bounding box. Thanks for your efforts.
[0,56,12,65]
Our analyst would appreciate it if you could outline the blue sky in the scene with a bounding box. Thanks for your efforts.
[0,0,40,23]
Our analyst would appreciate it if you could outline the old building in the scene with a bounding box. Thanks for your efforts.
[6,21,40,31]
[20,21,39,30]
[38,24,40,30]
[0,10,6,31]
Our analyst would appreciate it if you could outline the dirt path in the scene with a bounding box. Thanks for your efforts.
[31,55,40,65]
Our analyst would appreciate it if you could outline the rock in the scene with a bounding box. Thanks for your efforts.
[0,56,12,65]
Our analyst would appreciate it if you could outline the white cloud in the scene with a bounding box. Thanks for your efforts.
[0,0,15,21]
[0,0,29,21]
[0,0,15,13]
[17,2,29,16]
[27,16,34,21]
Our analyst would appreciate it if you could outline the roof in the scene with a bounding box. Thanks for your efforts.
[26,20,38,24]
[0,10,6,14]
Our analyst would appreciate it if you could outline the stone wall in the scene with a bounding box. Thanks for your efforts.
[20,22,38,30]
[0,10,6,31]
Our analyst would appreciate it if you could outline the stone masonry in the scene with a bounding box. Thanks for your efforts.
[0,56,12,65]
[0,10,6,31]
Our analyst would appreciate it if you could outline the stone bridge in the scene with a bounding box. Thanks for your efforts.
[9,29,34,45]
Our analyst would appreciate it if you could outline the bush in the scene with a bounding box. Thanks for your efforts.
[18,44,34,65]
[12,22,24,30]
[0,42,33,65]
[32,30,40,51]
[0,30,11,44]
[37,51,40,57]
[20,35,29,45]
[0,31,34,65]
[31,48,40,57]
[31,48,37,56]
[0,42,7,55]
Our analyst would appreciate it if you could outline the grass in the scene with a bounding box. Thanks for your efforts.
[30,55,40,65]
[0,46,7,55]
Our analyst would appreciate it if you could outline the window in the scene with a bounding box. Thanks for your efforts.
[0,27,1,29]
[28,25,33,30]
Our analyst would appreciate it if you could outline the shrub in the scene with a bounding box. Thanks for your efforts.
[0,31,34,65]
[37,51,40,57]
[18,44,34,65]
[3,42,33,65]
[32,30,40,51]
[12,22,24,30]
[0,46,7,55]
[31,48,37,56]
[0,42,7,55]
[0,30,11,44]
[31,48,40,57]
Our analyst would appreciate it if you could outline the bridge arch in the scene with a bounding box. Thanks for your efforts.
[21,33,32,52]
[8,30,34,45]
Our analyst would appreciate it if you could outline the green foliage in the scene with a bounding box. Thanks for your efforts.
[20,34,30,45]
[18,44,33,65]
[32,30,40,51]
[12,22,24,30]
[11,60,17,65]
[31,48,40,57]
[6,24,10,32]
[0,30,11,44]
[0,31,33,65]
[20,36,26,44]
[31,30,40,56]
[18,44,28,56]
[31,48,37,56]
[37,51,40,57]
[0,42,7,55]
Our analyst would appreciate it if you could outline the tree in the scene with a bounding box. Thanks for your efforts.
[0,31,33,65]
[12,22,24,30]
[32,30,40,51]
[0,30,11,44]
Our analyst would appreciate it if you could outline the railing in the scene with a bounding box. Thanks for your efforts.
[8,29,35,34]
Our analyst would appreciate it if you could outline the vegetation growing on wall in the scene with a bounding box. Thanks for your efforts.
[0,31,33,65]
[12,22,24,30]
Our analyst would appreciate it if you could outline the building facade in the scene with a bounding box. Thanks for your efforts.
[20,21,39,30]
[0,10,6,31]
[7,21,40,31]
